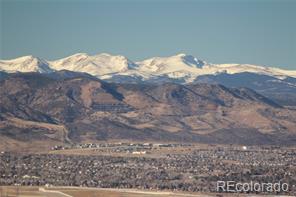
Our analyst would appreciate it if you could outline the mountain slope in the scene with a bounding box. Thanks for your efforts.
[195,72,296,106]
[0,56,53,73]
[1,71,296,151]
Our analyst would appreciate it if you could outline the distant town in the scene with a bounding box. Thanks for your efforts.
[1,143,295,196]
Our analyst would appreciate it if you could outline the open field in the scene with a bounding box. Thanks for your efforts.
[48,142,296,159]
[0,186,225,197]
[49,143,214,158]
[1,186,294,197]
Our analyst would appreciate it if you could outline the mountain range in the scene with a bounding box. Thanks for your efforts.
[1,53,296,106]
[1,53,296,151]
[1,53,296,81]
[1,71,296,151]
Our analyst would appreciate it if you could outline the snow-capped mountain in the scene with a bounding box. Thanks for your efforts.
[49,53,137,77]
[0,53,295,83]
[137,53,206,73]
[0,55,53,73]
[205,64,296,80]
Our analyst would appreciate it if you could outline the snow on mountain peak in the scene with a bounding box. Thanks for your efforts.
[68,53,89,58]
[0,53,295,82]
[0,55,53,73]
[50,53,137,76]
[137,53,206,74]
[210,63,296,78]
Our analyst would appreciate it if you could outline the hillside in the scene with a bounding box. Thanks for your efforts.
[1,72,296,151]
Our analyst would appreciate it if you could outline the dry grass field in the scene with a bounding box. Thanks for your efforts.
[0,186,251,197]
[0,186,42,197]
[0,186,217,197]
[1,186,291,197]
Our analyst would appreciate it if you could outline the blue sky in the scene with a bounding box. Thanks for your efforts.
[0,0,295,69]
